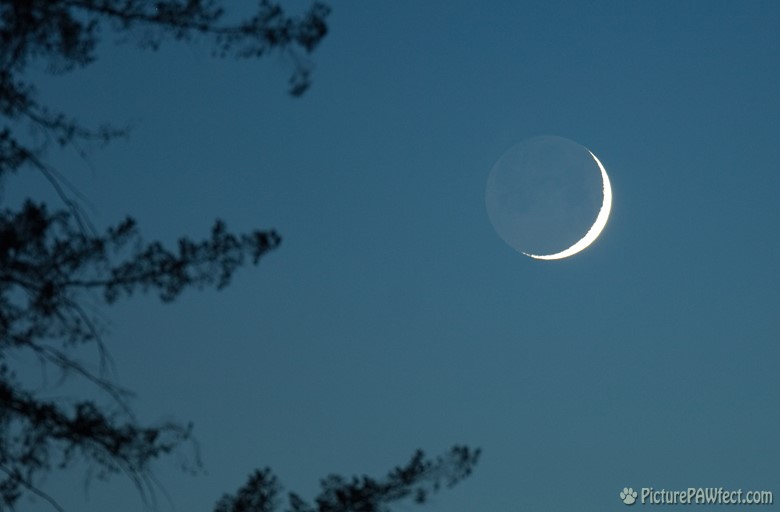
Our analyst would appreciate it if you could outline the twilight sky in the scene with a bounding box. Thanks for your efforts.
[10,1,780,511]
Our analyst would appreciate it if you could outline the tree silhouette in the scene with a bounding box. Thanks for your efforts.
[0,1,480,510]
[214,447,480,512]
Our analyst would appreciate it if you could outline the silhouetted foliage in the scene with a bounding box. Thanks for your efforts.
[215,447,481,512]
[1,0,330,181]
[0,199,281,509]
[1,0,321,507]
[0,370,192,511]
[0,1,481,510]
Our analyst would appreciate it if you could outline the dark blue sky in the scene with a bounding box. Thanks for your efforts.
[11,1,780,511]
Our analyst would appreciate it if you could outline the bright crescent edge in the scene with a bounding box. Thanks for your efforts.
[522,150,612,260]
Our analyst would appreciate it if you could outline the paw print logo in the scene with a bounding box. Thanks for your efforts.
[620,487,638,505]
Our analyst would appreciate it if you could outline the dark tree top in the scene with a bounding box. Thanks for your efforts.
[0,2,482,511]
[1,1,329,508]
[0,0,330,178]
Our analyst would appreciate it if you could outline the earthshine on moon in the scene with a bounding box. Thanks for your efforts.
[485,136,612,260]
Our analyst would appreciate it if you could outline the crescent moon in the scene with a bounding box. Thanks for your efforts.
[523,150,612,260]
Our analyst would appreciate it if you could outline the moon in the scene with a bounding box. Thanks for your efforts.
[485,136,612,260]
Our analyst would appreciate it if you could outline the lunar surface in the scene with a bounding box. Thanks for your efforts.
[485,136,611,259]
